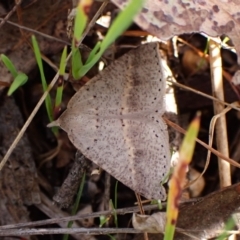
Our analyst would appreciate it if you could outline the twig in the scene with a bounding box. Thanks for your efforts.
[167,78,240,112]
[0,0,109,171]
[135,194,149,240]
[185,103,237,188]
[77,0,109,47]
[36,192,82,240]
[164,117,240,168]
[0,0,22,28]
[0,228,142,236]
[209,38,231,187]
[0,72,59,171]
[0,18,70,45]
[0,198,198,231]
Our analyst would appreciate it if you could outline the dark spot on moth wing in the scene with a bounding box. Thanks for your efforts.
[133,149,144,157]
[127,95,139,109]
[131,75,142,86]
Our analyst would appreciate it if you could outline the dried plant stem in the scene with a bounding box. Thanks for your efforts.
[0,18,70,45]
[0,73,59,171]
[37,192,82,240]
[0,0,22,28]
[167,79,240,112]
[209,38,231,187]
[164,117,240,168]
[77,0,109,47]
[135,193,149,240]
[0,228,142,237]
[0,202,168,230]
[0,0,109,171]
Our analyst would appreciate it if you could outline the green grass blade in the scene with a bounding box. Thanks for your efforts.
[72,47,83,79]
[59,46,67,76]
[7,73,28,96]
[71,1,89,79]
[1,54,18,77]
[114,181,118,210]
[110,199,118,228]
[164,113,201,240]
[31,35,53,122]
[63,172,86,240]
[77,0,145,78]
[107,234,116,240]
[85,42,101,64]
[55,83,64,116]
[216,217,235,240]
[74,2,87,43]
[99,215,109,227]
[55,46,67,115]
[100,0,144,51]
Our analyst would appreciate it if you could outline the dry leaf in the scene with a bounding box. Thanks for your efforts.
[112,0,240,63]
[132,212,166,233]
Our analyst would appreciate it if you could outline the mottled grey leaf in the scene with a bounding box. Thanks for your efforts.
[112,0,240,63]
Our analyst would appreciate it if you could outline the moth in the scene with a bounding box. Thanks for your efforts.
[50,42,170,200]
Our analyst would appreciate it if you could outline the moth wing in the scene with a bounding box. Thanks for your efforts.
[58,110,170,200]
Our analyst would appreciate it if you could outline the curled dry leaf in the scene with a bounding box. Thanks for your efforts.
[188,168,205,198]
[132,212,166,233]
[112,0,240,63]
[232,70,240,86]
